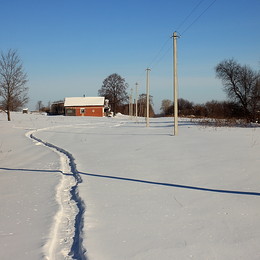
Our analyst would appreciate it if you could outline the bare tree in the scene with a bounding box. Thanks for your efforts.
[138,93,154,117]
[0,49,28,121]
[215,59,260,121]
[98,73,128,113]
[138,93,154,105]
[36,100,43,111]
[160,99,172,115]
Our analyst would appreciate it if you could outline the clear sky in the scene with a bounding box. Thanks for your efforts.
[1,0,259,113]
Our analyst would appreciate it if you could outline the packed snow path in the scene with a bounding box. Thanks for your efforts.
[28,128,86,260]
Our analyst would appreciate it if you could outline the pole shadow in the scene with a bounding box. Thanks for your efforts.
[79,171,260,197]
[0,167,62,174]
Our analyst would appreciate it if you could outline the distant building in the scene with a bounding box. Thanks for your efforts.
[64,97,105,117]
[22,108,29,114]
[50,101,65,115]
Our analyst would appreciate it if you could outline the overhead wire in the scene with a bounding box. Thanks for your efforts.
[144,0,216,71]
[153,44,172,68]
[135,37,171,86]
[176,0,205,32]
[147,37,171,69]
[180,0,218,35]
[135,0,218,89]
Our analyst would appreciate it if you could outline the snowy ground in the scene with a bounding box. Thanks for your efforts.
[0,112,259,260]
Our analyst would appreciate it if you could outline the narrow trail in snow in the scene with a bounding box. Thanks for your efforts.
[27,130,87,260]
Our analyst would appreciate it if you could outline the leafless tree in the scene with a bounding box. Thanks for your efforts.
[160,99,172,115]
[0,49,28,121]
[138,93,154,117]
[36,100,43,111]
[215,59,260,121]
[98,73,128,113]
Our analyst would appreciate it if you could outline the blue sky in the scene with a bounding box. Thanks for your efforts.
[1,0,259,113]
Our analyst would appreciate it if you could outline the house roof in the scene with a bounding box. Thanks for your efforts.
[64,97,105,107]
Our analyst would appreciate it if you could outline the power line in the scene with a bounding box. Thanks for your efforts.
[151,43,172,69]
[147,37,171,69]
[135,0,218,92]
[176,0,205,32]
[144,0,218,71]
[135,37,171,85]
[180,0,217,35]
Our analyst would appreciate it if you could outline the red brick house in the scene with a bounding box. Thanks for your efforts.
[64,97,105,117]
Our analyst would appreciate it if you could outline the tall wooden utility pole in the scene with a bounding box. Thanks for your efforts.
[135,82,138,122]
[146,68,151,127]
[128,96,131,116]
[129,88,133,119]
[172,31,179,136]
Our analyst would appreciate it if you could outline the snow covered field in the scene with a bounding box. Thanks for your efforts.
[0,112,259,260]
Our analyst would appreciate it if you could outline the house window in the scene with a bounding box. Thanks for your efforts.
[66,108,76,116]
[80,108,85,114]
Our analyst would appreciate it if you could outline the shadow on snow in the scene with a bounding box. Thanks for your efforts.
[79,171,260,197]
[0,167,62,174]
[1,167,259,197]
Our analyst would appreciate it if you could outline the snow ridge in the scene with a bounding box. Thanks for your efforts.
[27,131,86,260]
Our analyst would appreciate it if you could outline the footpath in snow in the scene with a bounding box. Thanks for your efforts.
[28,129,86,259]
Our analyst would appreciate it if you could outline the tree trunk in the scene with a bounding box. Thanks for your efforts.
[7,110,11,121]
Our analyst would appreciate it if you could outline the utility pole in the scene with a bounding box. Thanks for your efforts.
[130,88,134,119]
[129,89,132,118]
[129,95,131,117]
[146,68,151,127]
[135,82,138,122]
[172,31,179,136]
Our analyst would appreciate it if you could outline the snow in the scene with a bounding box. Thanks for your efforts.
[0,112,260,260]
[64,97,105,107]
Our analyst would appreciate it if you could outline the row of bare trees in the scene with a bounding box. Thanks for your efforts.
[161,98,257,120]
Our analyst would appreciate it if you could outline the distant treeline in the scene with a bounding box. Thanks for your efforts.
[159,98,258,120]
